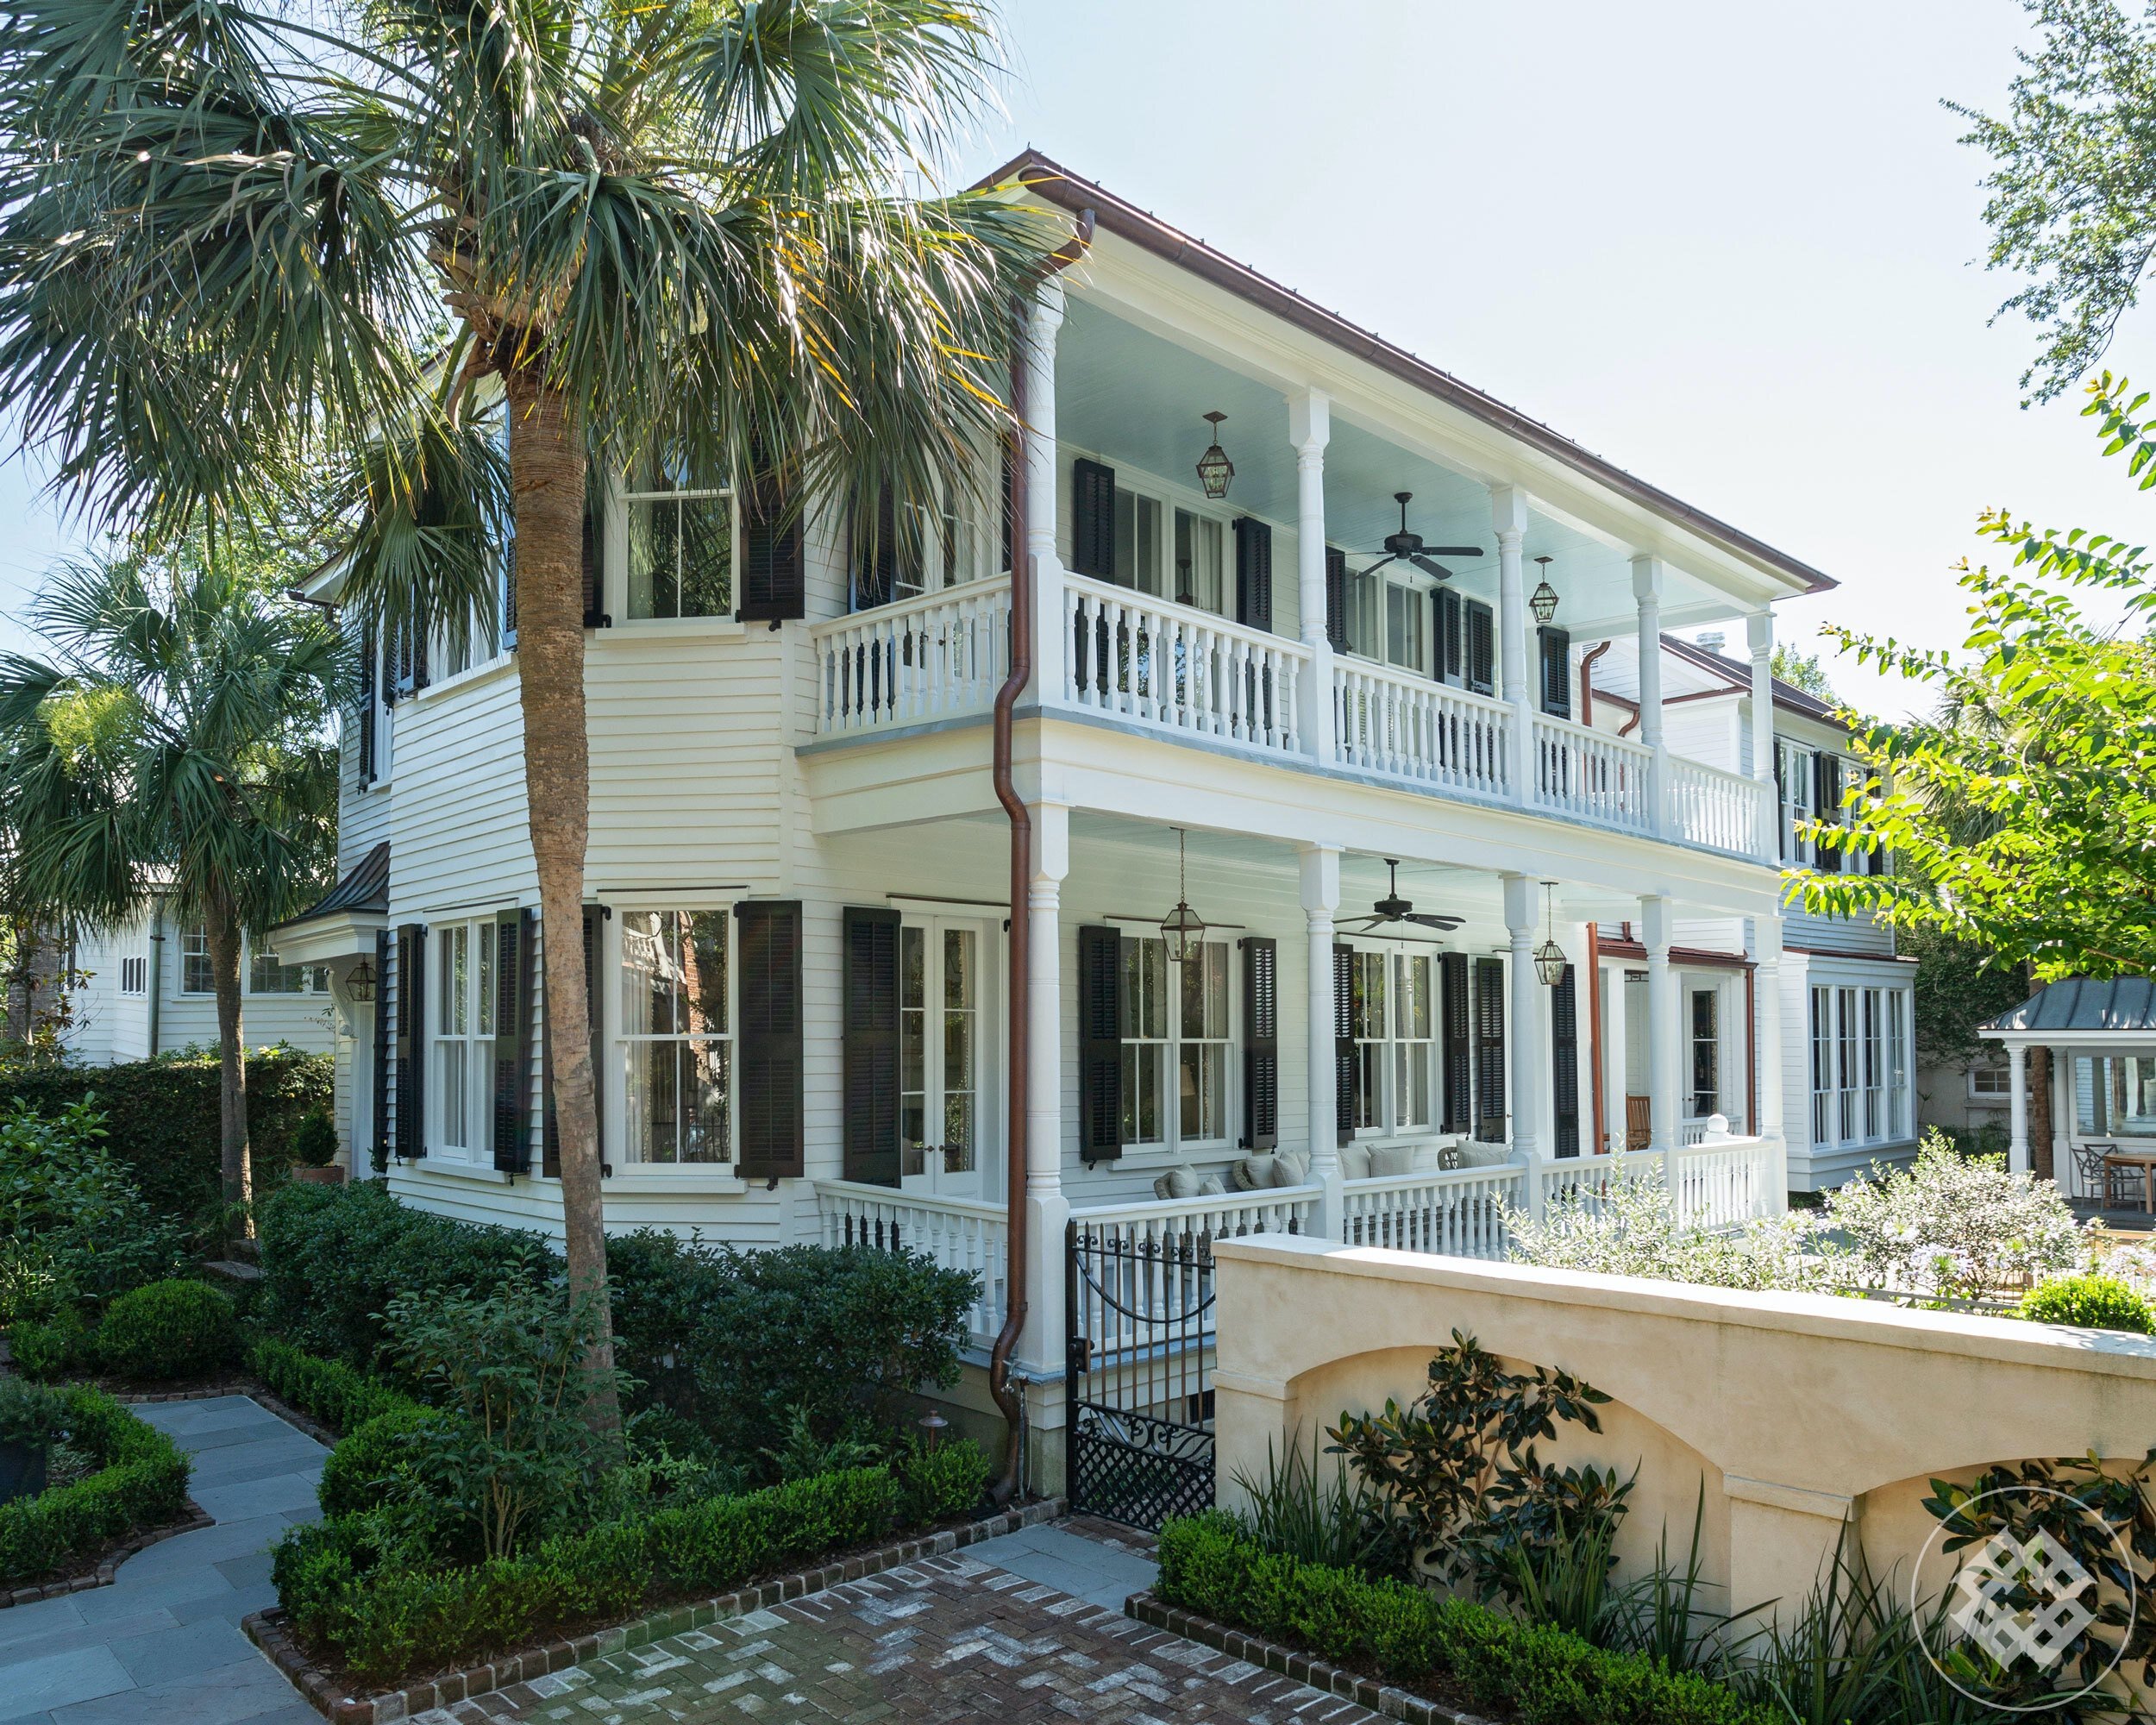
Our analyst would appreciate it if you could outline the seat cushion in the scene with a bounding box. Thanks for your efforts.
[1232,1154,1276,1192]
[1272,1150,1311,1188]
[1369,1142,1416,1177]
[1153,1164,1200,1201]
[1453,1141,1513,1169]
[1338,1143,1373,1182]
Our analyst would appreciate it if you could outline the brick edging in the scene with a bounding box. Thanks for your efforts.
[247,1496,1069,1723]
[3,1499,216,1609]
[1126,1590,1498,1725]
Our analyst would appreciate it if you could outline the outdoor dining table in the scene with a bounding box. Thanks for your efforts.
[2103,1145,2156,1214]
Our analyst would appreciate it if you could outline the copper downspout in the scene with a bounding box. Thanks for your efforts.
[1584,922,1605,1156]
[1578,639,1611,727]
[988,211,1094,1506]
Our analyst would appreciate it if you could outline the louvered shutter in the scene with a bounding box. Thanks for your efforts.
[1434,588,1462,685]
[856,483,898,611]
[1070,458,1115,580]
[492,909,534,1174]
[541,905,607,1177]
[1463,599,1495,695]
[412,617,429,692]
[370,927,392,1170]
[393,923,425,1160]
[842,907,902,1184]
[1814,753,1843,874]
[580,490,606,628]
[1774,743,1789,862]
[1234,518,1274,632]
[1076,925,1122,1163]
[1324,548,1349,652]
[1473,955,1506,1139]
[501,536,518,649]
[736,901,804,1178]
[1240,937,1278,1151]
[1440,951,1471,1132]
[741,459,805,622]
[355,624,378,786]
[1333,944,1355,1147]
[1537,626,1572,718]
[1551,963,1579,1158]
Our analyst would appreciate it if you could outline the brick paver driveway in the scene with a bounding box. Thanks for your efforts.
[420,1548,1382,1725]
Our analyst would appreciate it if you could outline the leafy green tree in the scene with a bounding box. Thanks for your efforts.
[1770,641,1839,703]
[1952,0,2156,401]
[1797,373,2156,981]
[0,0,1064,1429]
[0,536,340,1224]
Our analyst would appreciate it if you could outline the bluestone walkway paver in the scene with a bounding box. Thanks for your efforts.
[0,1394,323,1725]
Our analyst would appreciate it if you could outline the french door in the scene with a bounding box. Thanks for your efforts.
[899,917,990,1199]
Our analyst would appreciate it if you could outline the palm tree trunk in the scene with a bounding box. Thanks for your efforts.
[504,367,621,1440]
[204,898,253,1236]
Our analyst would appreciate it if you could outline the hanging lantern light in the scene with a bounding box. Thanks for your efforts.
[1529,555,1560,625]
[1194,411,1235,499]
[344,956,376,1003]
[1159,828,1209,964]
[1532,881,1567,987]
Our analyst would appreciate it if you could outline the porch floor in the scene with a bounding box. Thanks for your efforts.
[2069,1199,2156,1233]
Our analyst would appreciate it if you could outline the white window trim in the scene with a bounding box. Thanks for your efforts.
[118,955,147,996]
[607,900,742,1181]
[427,916,498,1166]
[1060,443,1249,617]
[609,455,746,626]
[1343,937,1442,1145]
[1113,930,1237,1164]
[1808,979,1914,1150]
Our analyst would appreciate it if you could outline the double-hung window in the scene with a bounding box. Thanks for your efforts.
[1778,739,1814,864]
[1118,934,1232,1153]
[1348,944,1438,1136]
[180,926,214,995]
[1970,1062,2011,1099]
[432,919,496,1159]
[624,450,735,620]
[619,909,731,1165]
[1690,989,1720,1118]
[1809,986,1832,1144]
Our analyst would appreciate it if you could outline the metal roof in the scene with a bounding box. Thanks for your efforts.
[1981,978,2156,1035]
[271,842,389,932]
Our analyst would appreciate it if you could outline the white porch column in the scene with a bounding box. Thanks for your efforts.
[1601,959,1628,1156]
[1300,843,1343,1236]
[1754,913,1789,1212]
[1632,556,1670,839]
[1024,281,1066,705]
[2009,1041,2031,1176]
[1503,874,1546,1214]
[1015,801,1070,1373]
[1641,893,1680,1193]
[1747,609,1778,862]
[1290,392,1335,765]
[1495,487,1535,808]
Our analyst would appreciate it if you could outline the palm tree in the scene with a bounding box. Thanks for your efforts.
[0,0,1063,1427]
[0,538,342,1226]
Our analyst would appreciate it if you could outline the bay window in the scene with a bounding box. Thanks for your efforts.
[1118,933,1232,1153]
[1808,982,1913,1150]
[432,919,497,1159]
[619,909,731,1165]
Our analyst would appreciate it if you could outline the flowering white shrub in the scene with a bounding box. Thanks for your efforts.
[2071,1224,2156,1295]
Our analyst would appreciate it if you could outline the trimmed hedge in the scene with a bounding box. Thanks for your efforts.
[276,1459,984,1684]
[1155,1515,1775,1725]
[0,1387,191,1584]
[94,1279,238,1380]
[248,1336,423,1434]
[317,1408,434,1521]
[0,1048,331,1222]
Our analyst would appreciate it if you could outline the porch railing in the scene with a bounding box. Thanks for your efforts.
[811,575,1012,735]
[1538,1151,1665,1220]
[1063,574,1307,756]
[1531,716,1653,831]
[1670,757,1761,856]
[1333,661,1511,799]
[1670,1136,1775,1226]
[1339,1163,1526,1257]
[814,1180,1010,1342]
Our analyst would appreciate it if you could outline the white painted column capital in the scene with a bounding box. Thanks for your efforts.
[2008,1042,2031,1176]
[1502,873,1545,1210]
[1300,843,1343,1235]
[1495,487,1534,808]
[1290,390,1335,764]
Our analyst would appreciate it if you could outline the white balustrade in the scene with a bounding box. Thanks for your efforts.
[1670,1137,1774,1227]
[1063,574,1306,756]
[812,576,1012,734]
[1670,757,1762,856]
[1538,1151,1666,1220]
[815,1181,1010,1343]
[1531,716,1653,831]
[1339,1163,1526,1258]
[1332,661,1511,799]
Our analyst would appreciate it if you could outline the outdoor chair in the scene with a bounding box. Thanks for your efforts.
[2072,1140,2133,1208]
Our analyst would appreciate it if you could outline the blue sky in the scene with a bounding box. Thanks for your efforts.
[0,0,2137,718]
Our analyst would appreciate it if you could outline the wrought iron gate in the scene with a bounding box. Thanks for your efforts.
[1065,1216,1217,1529]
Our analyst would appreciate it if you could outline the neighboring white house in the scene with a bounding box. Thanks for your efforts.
[269,152,1887,1485]
[60,899,338,1065]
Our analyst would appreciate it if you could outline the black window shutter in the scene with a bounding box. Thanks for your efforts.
[856,483,898,612]
[1333,943,1355,1147]
[541,905,606,1177]
[1473,955,1506,1139]
[842,907,902,1185]
[411,617,429,693]
[580,490,607,629]
[1433,588,1462,685]
[1464,599,1495,695]
[736,901,804,1178]
[371,927,392,1170]
[1551,963,1579,1157]
[1538,626,1572,718]
[1240,937,1278,1151]
[741,460,805,622]
[1440,950,1471,1132]
[492,908,534,1174]
[1324,548,1349,652]
[1076,925,1122,1163]
[1814,753,1843,874]
[1069,459,1115,580]
[1234,518,1274,633]
[355,624,378,785]
[394,923,425,1160]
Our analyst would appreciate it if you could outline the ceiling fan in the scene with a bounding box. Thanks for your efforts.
[1338,860,1463,933]
[1352,493,1483,582]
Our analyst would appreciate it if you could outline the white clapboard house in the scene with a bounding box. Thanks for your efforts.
[267,154,1908,1491]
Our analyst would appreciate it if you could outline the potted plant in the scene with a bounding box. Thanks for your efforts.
[290,1108,343,1185]
[0,1379,62,1506]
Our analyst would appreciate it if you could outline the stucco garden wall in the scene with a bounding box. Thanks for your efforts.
[1213,1235,2156,1622]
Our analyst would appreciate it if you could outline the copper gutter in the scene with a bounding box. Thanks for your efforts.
[988,210,1094,1506]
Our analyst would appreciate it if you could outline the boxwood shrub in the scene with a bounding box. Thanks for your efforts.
[0,1388,191,1584]
[1155,1514,1776,1725]
[94,1279,238,1380]
[248,1336,424,1435]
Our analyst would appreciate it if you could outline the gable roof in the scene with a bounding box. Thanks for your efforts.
[1658,635,1838,723]
[985,149,1835,600]
[1981,978,2156,1036]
